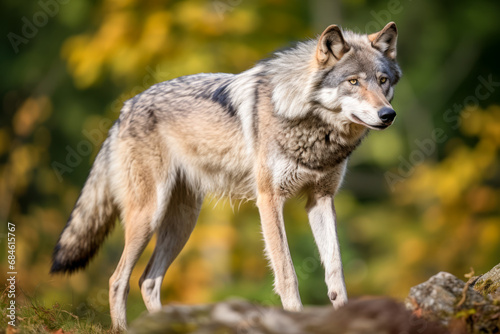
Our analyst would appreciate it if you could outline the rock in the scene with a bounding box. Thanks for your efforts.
[129,265,500,334]
[406,271,500,333]
[406,272,484,324]
[474,263,500,299]
[128,298,446,334]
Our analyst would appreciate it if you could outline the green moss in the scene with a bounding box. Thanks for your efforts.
[170,322,198,332]
[475,278,500,297]
[454,308,476,319]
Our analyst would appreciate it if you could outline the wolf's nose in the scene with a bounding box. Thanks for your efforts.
[378,107,396,124]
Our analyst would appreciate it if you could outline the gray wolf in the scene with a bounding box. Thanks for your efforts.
[51,22,401,331]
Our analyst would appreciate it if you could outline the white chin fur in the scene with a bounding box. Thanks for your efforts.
[348,113,389,130]
[339,96,385,128]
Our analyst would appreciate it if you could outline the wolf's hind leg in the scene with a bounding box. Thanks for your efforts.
[139,180,203,311]
[109,205,154,332]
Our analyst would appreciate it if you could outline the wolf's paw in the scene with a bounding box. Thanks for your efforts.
[329,290,347,309]
[282,299,303,312]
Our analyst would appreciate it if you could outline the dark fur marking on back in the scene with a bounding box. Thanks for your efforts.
[211,83,236,116]
[252,85,260,141]
[146,108,158,132]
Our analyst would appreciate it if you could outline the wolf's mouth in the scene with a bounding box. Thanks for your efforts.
[351,114,390,130]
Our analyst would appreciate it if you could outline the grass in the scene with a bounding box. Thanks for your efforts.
[0,288,107,334]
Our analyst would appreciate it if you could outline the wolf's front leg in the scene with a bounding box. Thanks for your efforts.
[257,192,303,311]
[306,194,348,308]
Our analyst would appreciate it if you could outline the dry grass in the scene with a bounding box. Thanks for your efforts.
[0,288,107,334]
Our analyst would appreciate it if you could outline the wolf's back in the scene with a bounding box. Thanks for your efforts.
[51,134,118,274]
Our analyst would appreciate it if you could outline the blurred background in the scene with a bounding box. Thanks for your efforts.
[1,0,500,327]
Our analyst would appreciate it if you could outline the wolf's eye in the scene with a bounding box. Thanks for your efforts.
[349,79,358,85]
[380,77,388,84]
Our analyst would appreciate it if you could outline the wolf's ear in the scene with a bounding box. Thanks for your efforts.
[316,25,350,66]
[369,22,398,60]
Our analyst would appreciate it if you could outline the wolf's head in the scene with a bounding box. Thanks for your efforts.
[312,22,402,131]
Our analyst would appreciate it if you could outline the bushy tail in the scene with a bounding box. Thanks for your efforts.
[51,139,118,274]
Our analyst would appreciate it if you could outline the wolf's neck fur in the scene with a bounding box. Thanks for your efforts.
[275,115,367,170]
[262,40,320,119]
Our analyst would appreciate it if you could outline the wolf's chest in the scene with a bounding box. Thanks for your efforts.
[275,118,363,170]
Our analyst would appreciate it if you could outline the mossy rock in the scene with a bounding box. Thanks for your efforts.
[474,264,500,299]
